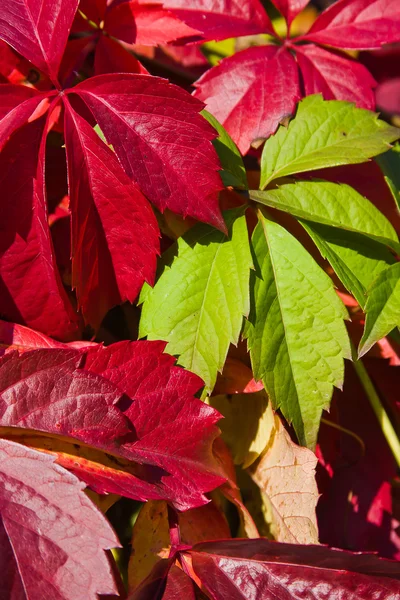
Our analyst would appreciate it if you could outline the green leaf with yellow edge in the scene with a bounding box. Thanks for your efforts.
[260,95,400,188]
[139,209,253,393]
[244,212,351,448]
[208,390,274,469]
[359,262,400,357]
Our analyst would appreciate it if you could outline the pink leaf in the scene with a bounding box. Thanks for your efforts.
[376,77,400,115]
[104,1,201,45]
[194,46,300,154]
[161,0,275,40]
[296,44,376,110]
[63,101,159,328]
[71,74,224,229]
[0,114,80,340]
[0,344,224,510]
[0,438,120,599]
[301,0,400,50]
[190,539,400,599]
[0,0,80,83]
[271,0,310,28]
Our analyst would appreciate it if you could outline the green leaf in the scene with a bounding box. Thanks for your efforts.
[202,110,248,190]
[139,209,253,393]
[375,143,400,212]
[244,212,350,448]
[301,221,396,309]
[251,180,400,252]
[359,263,400,357]
[260,95,400,188]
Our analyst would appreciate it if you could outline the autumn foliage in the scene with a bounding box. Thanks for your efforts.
[1,0,400,598]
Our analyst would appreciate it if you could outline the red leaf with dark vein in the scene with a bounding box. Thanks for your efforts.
[300,0,400,50]
[271,0,310,29]
[162,0,276,41]
[189,539,400,600]
[0,344,224,510]
[296,44,376,110]
[0,115,80,340]
[194,46,301,154]
[63,102,159,328]
[72,74,224,229]
[0,438,120,600]
[0,0,79,84]
[104,1,201,45]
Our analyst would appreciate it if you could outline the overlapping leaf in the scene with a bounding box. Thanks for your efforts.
[0,438,120,599]
[245,212,350,448]
[140,209,253,392]
[63,101,159,327]
[0,343,224,510]
[359,263,400,356]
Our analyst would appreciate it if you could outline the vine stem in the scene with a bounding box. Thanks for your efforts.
[350,341,400,469]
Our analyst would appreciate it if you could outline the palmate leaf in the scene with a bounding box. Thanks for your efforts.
[245,212,350,448]
[359,263,400,357]
[260,95,400,188]
[301,222,396,308]
[139,209,253,393]
[251,180,400,252]
[0,438,120,600]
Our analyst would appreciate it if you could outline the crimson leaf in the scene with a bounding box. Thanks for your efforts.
[63,100,159,328]
[0,0,79,84]
[190,539,400,599]
[301,0,400,50]
[0,438,120,599]
[0,343,224,510]
[72,73,224,229]
[271,0,310,29]
[0,115,80,340]
[194,46,300,154]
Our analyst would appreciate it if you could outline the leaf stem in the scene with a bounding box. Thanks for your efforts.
[351,341,400,468]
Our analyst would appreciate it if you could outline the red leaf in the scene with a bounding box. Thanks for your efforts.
[0,41,51,89]
[71,74,224,229]
[104,1,201,45]
[94,36,148,75]
[271,0,310,28]
[296,44,376,110]
[0,438,119,599]
[63,101,159,328]
[194,46,300,154]
[301,0,400,50]
[162,566,196,600]
[190,539,400,599]
[0,344,224,510]
[0,115,80,340]
[0,0,80,83]
[161,0,276,41]
[376,77,400,115]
